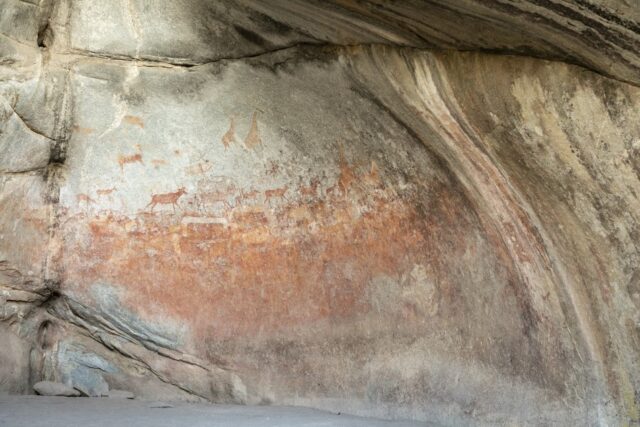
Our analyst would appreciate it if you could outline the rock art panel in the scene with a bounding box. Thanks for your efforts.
[1,1,639,425]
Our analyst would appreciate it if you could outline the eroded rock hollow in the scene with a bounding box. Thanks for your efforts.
[1,0,639,425]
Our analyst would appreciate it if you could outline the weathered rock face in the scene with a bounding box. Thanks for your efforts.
[1,1,639,425]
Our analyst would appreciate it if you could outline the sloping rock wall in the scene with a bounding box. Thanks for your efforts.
[1,1,639,425]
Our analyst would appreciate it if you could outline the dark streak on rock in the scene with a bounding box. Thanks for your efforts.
[233,25,271,48]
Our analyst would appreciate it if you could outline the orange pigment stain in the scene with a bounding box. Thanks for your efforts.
[243,112,262,149]
[123,115,144,128]
[72,125,96,135]
[96,187,116,196]
[221,117,237,150]
[62,169,486,343]
[117,153,144,171]
[76,193,95,204]
[337,147,356,194]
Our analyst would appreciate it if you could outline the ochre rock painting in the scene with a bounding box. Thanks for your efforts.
[1,1,639,425]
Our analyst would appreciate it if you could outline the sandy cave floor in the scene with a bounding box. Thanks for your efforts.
[0,396,433,427]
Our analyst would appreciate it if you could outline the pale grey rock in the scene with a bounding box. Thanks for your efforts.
[0,175,50,301]
[33,381,81,397]
[0,326,31,394]
[0,98,51,173]
[55,341,116,397]
[25,0,640,85]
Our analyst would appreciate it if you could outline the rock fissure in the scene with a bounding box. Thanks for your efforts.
[53,42,327,70]
[6,106,55,143]
[35,42,639,89]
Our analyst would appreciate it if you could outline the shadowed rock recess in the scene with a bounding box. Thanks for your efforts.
[1,0,639,425]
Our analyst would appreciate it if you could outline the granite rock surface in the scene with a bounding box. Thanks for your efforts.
[1,1,639,425]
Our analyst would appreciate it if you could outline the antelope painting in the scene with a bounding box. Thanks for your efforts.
[195,177,237,212]
[264,186,288,205]
[300,178,320,198]
[76,193,95,206]
[118,144,144,172]
[235,188,260,205]
[146,187,187,212]
[118,153,143,171]
[96,187,117,197]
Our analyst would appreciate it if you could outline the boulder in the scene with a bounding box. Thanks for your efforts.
[33,381,81,397]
